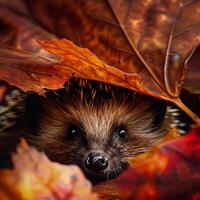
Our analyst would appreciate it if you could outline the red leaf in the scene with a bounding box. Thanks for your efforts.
[118,127,200,200]
[0,139,98,200]
[94,127,200,200]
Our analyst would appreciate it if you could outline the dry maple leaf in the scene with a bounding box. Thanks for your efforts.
[40,38,199,123]
[0,139,98,200]
[0,0,65,94]
[24,0,200,122]
[94,126,200,200]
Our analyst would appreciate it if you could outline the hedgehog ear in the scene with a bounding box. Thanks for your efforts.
[24,93,44,133]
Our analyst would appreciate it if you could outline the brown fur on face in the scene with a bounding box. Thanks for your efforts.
[0,79,168,183]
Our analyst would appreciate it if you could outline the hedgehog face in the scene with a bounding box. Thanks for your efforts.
[23,79,168,183]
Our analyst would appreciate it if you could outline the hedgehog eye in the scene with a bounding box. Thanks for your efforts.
[67,124,83,140]
[114,125,128,141]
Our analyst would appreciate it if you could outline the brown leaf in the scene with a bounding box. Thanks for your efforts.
[0,139,98,200]
[0,1,64,94]
[40,38,199,123]
[0,46,65,94]
[24,0,200,122]
[40,39,145,92]
[0,0,51,50]
[95,126,200,200]
[25,0,200,96]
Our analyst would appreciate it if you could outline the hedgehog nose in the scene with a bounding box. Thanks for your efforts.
[85,153,108,171]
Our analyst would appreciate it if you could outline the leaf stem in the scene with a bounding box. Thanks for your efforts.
[172,98,200,125]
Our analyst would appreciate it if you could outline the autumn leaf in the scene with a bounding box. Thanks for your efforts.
[119,127,200,200]
[94,127,200,200]
[39,38,199,123]
[24,0,200,122]
[0,0,66,94]
[0,0,52,50]
[40,39,144,91]
[0,0,68,94]
[0,139,98,200]
[0,46,68,94]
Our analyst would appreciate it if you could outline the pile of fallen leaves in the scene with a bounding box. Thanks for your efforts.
[0,0,200,199]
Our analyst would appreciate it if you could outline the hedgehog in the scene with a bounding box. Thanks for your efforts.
[0,78,181,183]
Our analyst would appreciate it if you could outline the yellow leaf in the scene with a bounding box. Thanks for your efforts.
[0,139,98,200]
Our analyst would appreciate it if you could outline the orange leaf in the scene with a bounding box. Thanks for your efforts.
[0,1,64,94]
[0,139,98,200]
[40,39,145,92]
[0,47,64,94]
[40,38,200,123]
[25,0,200,122]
